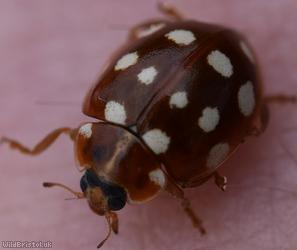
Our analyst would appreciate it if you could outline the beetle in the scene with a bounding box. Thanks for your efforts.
[1,3,296,248]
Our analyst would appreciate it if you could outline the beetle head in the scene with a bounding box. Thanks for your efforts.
[75,121,167,206]
[80,169,124,247]
[80,169,127,214]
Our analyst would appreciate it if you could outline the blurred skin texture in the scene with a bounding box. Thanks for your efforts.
[0,1,297,249]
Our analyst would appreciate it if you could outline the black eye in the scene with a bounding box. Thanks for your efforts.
[98,177,127,211]
[85,169,103,187]
[80,170,127,210]
[80,174,88,192]
[107,187,127,211]
[80,170,102,192]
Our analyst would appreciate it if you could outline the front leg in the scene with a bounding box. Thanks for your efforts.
[1,127,77,156]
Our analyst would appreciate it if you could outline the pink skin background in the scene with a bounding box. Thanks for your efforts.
[0,1,297,249]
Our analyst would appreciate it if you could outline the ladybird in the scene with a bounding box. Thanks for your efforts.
[1,3,296,248]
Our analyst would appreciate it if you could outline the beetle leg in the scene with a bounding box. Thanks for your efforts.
[43,182,85,199]
[246,102,269,137]
[0,127,77,156]
[264,94,296,104]
[157,2,184,20]
[181,198,206,235]
[164,174,206,235]
[249,94,296,136]
[213,171,227,191]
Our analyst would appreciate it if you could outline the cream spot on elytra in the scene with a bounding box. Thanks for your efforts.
[149,169,166,188]
[104,101,127,125]
[207,50,233,77]
[207,143,230,168]
[142,129,170,154]
[137,66,158,85]
[78,123,93,139]
[169,91,188,109]
[165,29,196,46]
[114,52,139,71]
[198,107,220,132]
[238,81,256,117]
